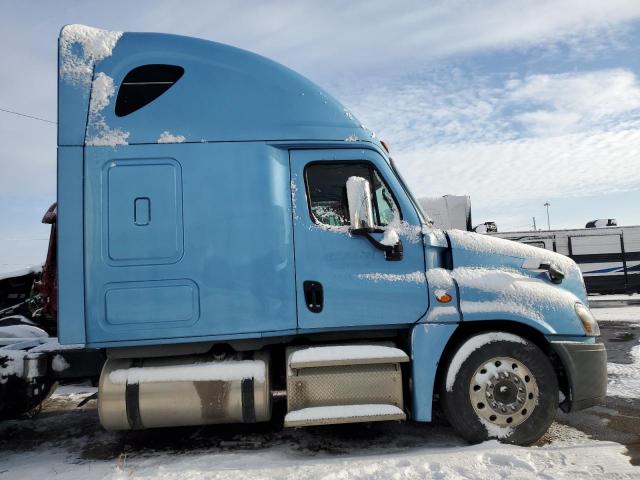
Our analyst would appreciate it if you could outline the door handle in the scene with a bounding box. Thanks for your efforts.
[303,281,323,313]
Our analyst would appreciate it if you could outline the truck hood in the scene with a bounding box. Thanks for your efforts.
[443,230,589,335]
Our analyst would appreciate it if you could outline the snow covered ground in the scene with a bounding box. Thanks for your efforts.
[1,392,637,479]
[1,306,639,479]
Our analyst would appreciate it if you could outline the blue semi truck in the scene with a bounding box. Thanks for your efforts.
[0,25,606,445]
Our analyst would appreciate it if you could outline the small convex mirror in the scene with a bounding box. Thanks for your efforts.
[346,176,374,230]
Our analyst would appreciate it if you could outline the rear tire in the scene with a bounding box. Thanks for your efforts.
[440,332,558,446]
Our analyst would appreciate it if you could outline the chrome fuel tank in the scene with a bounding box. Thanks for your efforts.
[98,351,270,430]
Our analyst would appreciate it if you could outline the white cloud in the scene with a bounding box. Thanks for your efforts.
[137,0,640,78]
[343,68,640,229]
[344,68,640,147]
[508,69,640,134]
[395,126,640,208]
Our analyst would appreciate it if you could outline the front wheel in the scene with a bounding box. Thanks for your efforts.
[440,332,558,446]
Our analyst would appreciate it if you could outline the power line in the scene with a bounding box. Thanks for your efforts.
[0,107,56,125]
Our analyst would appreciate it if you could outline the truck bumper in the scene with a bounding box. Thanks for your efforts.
[550,341,607,412]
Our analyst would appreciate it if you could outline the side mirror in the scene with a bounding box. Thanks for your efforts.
[346,176,403,261]
[346,176,375,231]
[522,259,564,284]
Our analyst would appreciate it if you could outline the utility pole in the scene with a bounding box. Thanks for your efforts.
[544,202,551,231]
[532,217,537,231]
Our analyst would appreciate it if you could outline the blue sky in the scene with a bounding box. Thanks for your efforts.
[2,0,640,265]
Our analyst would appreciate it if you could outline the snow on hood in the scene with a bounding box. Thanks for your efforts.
[446,230,589,328]
[447,229,576,273]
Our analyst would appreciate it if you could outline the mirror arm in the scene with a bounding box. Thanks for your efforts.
[523,260,565,284]
[351,228,403,261]
[544,263,565,284]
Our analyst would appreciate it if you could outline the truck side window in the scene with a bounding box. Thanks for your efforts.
[305,163,400,227]
[115,64,185,117]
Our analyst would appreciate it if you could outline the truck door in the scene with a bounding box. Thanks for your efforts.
[290,148,428,330]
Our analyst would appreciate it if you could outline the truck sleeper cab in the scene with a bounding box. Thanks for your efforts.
[0,24,606,445]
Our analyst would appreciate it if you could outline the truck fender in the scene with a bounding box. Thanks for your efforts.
[410,322,458,422]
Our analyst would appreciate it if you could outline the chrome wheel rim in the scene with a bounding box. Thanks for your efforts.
[468,356,538,428]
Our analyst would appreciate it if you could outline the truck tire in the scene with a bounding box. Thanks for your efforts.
[440,332,558,446]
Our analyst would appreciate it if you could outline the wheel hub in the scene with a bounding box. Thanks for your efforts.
[469,356,538,428]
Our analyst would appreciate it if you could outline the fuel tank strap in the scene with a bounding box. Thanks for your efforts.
[125,360,143,429]
[241,378,256,423]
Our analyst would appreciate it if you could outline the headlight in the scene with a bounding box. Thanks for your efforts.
[575,303,600,336]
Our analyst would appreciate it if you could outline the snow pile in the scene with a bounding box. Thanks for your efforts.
[86,70,129,146]
[86,121,130,146]
[0,323,48,340]
[453,267,523,291]
[478,417,513,439]
[357,271,426,284]
[88,72,115,115]
[157,131,186,143]
[59,24,122,86]
[52,354,70,373]
[607,344,640,398]
[426,267,454,287]
[109,359,266,385]
[59,25,130,147]
[289,345,408,365]
[285,404,404,422]
[453,267,579,323]
[380,228,399,246]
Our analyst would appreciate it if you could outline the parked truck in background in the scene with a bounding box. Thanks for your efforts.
[418,195,472,231]
[0,25,607,446]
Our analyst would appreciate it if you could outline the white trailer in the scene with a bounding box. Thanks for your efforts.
[489,225,640,294]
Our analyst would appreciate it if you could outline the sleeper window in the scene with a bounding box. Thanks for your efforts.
[305,163,400,227]
[115,64,184,117]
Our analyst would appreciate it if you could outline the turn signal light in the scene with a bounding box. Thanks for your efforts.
[435,291,453,303]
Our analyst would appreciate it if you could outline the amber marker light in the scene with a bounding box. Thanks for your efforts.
[435,290,453,303]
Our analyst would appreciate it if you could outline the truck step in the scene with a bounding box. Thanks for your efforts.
[284,404,406,427]
[288,344,409,369]
[286,344,406,416]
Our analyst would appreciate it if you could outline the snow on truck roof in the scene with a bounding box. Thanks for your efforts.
[58,25,375,147]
